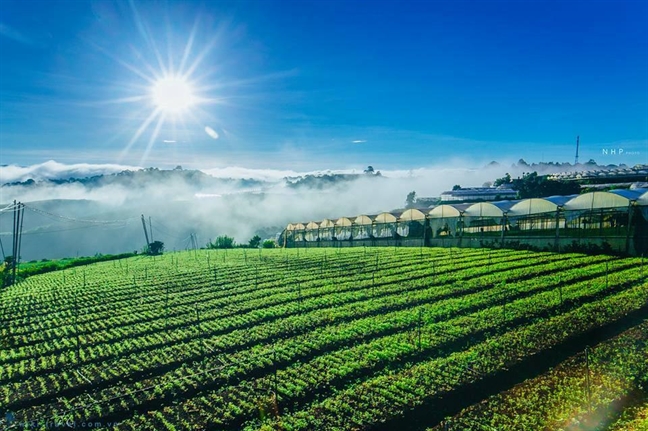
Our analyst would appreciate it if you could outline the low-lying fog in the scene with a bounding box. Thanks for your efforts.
[0,160,567,261]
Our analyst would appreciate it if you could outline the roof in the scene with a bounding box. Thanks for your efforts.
[464,201,515,217]
[374,212,398,223]
[609,188,647,201]
[354,215,373,225]
[319,219,335,228]
[335,217,353,226]
[429,204,462,218]
[441,187,517,196]
[638,189,648,206]
[509,198,559,217]
[399,209,426,221]
[564,191,633,211]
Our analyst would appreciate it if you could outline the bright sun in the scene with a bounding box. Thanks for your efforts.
[151,76,196,114]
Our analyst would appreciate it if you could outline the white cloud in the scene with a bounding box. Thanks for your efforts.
[352,140,367,144]
[0,160,140,184]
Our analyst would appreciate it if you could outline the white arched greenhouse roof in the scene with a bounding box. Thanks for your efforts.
[319,219,335,228]
[464,201,515,218]
[374,212,398,223]
[636,189,648,206]
[306,221,319,230]
[289,222,305,230]
[354,215,373,225]
[508,198,559,217]
[335,217,353,227]
[429,205,462,219]
[399,209,426,221]
[564,191,633,211]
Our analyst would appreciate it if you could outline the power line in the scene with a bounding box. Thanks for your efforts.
[5,224,120,236]
[0,202,20,214]
[154,219,186,237]
[152,225,189,241]
[23,205,137,225]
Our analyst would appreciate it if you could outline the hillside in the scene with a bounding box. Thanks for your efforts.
[1,248,647,430]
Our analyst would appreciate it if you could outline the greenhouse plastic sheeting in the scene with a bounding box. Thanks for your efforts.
[399,209,426,221]
[508,198,559,216]
[464,201,514,218]
[374,212,398,223]
[354,215,373,225]
[564,192,631,210]
[429,205,462,218]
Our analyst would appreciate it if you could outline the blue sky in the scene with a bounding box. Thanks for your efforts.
[1,0,647,170]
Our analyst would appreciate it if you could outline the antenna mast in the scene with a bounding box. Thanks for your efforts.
[574,135,580,165]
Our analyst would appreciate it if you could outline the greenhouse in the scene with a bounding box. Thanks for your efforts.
[318,219,335,240]
[397,209,426,238]
[304,221,320,242]
[334,217,353,240]
[282,189,648,255]
[353,215,373,240]
[373,212,398,238]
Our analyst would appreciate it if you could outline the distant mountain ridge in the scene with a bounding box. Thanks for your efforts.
[2,160,633,195]
[2,166,265,190]
[496,159,631,175]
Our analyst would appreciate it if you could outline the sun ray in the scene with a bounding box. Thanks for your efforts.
[88,39,157,85]
[179,16,200,75]
[195,69,299,93]
[128,0,168,77]
[182,20,230,80]
[119,108,162,162]
[140,112,167,166]
[127,45,164,82]
[93,7,273,164]
[84,95,149,106]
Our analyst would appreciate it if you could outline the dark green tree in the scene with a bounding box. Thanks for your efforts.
[148,241,165,255]
[511,172,581,199]
[248,235,262,248]
[405,191,417,208]
[494,173,512,187]
[207,235,235,249]
[452,184,462,191]
[262,239,276,248]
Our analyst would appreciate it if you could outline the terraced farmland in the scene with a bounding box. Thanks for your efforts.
[1,247,647,430]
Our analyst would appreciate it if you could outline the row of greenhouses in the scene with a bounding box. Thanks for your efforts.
[282,189,648,255]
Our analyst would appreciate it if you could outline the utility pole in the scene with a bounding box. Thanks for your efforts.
[12,200,17,284]
[574,135,580,165]
[10,201,24,285]
[141,214,150,252]
[17,203,24,277]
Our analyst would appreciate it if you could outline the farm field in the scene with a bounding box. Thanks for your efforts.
[1,247,647,430]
